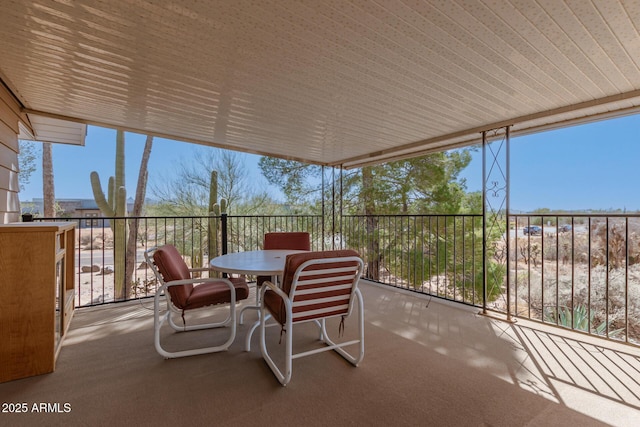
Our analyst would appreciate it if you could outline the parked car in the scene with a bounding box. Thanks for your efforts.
[558,224,572,233]
[523,225,542,235]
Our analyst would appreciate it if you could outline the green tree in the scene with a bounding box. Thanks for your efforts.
[18,140,38,191]
[459,191,482,214]
[360,151,471,214]
[259,150,472,215]
[259,150,474,282]
[152,148,273,216]
[258,157,323,210]
[150,148,282,261]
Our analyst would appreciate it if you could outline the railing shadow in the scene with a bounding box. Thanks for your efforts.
[363,280,640,423]
[509,321,640,413]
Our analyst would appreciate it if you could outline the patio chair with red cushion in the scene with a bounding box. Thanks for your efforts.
[240,232,310,324]
[145,244,249,358]
[257,232,311,285]
[259,249,365,386]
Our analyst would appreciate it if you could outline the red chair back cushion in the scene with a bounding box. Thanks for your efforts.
[153,245,193,309]
[264,232,311,251]
[257,232,311,287]
[265,249,361,324]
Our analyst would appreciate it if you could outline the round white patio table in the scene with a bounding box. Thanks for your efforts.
[210,249,304,278]
[209,249,306,351]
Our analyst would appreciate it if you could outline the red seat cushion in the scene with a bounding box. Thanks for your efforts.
[154,245,250,310]
[185,278,250,310]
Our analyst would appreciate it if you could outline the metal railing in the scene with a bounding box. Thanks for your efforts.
[224,215,324,252]
[33,212,640,346]
[35,215,323,307]
[347,212,640,345]
[342,214,485,306]
[35,216,204,306]
[509,214,640,346]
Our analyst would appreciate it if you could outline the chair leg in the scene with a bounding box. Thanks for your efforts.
[320,289,365,366]
[167,306,233,331]
[259,285,363,386]
[314,319,324,340]
[246,311,271,352]
[154,292,237,359]
[259,305,292,386]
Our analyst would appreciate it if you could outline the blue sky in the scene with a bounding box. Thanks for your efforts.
[20,127,276,202]
[20,113,640,212]
[459,113,640,212]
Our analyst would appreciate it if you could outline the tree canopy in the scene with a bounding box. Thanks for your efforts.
[259,149,476,215]
[151,148,278,216]
[17,140,38,191]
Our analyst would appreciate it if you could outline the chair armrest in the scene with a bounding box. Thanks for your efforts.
[259,280,293,323]
[166,277,232,286]
[159,277,234,292]
[188,267,215,273]
[189,267,244,278]
[154,277,237,313]
[259,279,290,302]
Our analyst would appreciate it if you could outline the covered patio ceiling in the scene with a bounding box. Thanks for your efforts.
[1,0,639,169]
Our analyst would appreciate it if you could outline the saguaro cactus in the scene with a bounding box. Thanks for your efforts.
[90,130,128,300]
[207,171,227,263]
[208,171,218,262]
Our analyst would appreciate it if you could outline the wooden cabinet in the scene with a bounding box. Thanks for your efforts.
[0,222,76,382]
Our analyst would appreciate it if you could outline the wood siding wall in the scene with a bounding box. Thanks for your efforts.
[0,85,22,224]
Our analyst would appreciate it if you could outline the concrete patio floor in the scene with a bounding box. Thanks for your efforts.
[1,281,639,426]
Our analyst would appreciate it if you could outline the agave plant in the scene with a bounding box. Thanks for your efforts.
[546,304,623,338]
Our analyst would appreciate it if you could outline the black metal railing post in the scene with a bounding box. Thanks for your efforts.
[221,213,228,255]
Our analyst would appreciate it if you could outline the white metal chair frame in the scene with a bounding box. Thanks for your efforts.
[259,255,365,386]
[145,247,239,359]
[239,232,310,325]
[239,274,274,326]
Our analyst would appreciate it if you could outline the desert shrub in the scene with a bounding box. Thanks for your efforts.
[543,304,621,336]
[385,220,502,305]
[132,277,158,298]
[454,260,504,305]
[542,236,558,261]
[572,233,590,263]
[519,264,640,341]
[79,234,93,245]
[513,238,541,266]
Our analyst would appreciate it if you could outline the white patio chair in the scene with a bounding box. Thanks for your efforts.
[259,249,365,386]
[145,245,249,358]
[240,231,310,324]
